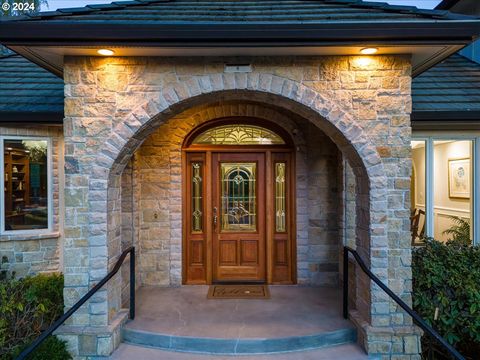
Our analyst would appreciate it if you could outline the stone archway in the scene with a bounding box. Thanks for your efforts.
[100,90,386,316]
[61,55,416,357]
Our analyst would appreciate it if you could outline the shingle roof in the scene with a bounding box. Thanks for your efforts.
[13,0,472,23]
[0,54,63,122]
[412,54,480,115]
[436,0,461,11]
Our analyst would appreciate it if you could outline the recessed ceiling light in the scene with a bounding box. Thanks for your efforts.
[97,49,115,56]
[360,48,378,55]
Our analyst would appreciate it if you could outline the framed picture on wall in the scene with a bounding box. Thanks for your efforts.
[448,158,471,199]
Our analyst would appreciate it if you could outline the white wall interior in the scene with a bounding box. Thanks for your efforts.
[411,140,473,242]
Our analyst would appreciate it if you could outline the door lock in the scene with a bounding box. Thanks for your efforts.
[213,207,218,228]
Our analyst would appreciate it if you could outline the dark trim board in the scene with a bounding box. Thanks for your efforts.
[411,111,480,121]
[411,111,480,130]
[0,111,64,124]
[412,120,480,131]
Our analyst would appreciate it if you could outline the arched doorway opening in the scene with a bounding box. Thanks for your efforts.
[182,118,296,284]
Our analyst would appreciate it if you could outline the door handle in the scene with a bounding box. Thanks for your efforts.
[213,207,218,228]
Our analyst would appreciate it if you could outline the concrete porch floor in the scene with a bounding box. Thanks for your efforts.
[125,286,354,339]
[114,285,367,358]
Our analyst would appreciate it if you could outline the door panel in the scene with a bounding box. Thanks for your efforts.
[212,153,266,282]
[219,240,237,265]
[240,240,258,264]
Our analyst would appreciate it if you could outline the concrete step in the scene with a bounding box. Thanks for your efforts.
[110,343,369,359]
[122,326,357,355]
[121,286,358,355]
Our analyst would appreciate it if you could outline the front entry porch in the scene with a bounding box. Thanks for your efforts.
[57,55,419,358]
[112,285,367,358]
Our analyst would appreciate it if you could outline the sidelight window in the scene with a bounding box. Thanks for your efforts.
[275,162,287,232]
[191,162,203,232]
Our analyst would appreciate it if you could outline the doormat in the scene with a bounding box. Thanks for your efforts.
[207,285,270,299]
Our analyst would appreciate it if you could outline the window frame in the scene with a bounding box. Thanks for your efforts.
[0,136,53,235]
[412,132,480,245]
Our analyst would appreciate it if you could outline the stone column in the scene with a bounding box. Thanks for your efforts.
[346,56,421,359]
[57,57,129,359]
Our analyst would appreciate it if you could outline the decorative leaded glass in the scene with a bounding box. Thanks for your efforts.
[192,125,285,145]
[275,162,286,232]
[220,163,257,232]
[192,162,203,232]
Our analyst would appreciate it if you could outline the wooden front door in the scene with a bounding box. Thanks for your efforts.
[212,153,266,283]
[183,119,296,285]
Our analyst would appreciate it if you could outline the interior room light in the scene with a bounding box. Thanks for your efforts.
[360,47,378,55]
[97,49,115,56]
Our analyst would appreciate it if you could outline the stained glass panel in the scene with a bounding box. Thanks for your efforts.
[192,125,285,145]
[275,163,286,232]
[191,162,203,232]
[221,163,257,232]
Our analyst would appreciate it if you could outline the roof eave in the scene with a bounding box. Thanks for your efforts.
[1,21,479,45]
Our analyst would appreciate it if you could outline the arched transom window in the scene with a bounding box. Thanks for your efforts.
[192,124,285,145]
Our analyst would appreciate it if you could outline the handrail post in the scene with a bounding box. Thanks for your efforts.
[344,246,465,360]
[129,247,135,320]
[16,246,135,360]
[343,247,349,319]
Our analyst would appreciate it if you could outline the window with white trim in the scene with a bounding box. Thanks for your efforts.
[411,135,479,246]
[1,137,52,233]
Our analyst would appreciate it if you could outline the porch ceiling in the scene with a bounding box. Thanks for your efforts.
[1,0,479,77]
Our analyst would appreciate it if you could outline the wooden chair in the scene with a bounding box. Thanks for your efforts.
[410,209,425,245]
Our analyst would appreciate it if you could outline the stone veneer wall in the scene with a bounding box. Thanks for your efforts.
[303,121,342,285]
[119,101,342,287]
[61,55,418,358]
[0,125,63,277]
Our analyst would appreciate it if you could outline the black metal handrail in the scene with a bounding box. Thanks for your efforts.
[343,246,465,360]
[16,246,135,360]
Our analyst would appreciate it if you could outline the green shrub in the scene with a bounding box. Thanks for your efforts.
[443,215,471,246]
[11,336,72,360]
[0,273,66,360]
[413,239,480,359]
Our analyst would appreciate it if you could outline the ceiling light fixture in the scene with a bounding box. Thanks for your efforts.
[97,49,115,56]
[360,47,378,55]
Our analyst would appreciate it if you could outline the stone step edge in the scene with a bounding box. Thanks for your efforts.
[121,327,357,355]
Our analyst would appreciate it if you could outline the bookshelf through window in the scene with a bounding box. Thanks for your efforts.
[3,139,49,231]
